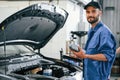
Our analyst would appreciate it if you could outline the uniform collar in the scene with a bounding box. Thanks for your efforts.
[91,21,103,32]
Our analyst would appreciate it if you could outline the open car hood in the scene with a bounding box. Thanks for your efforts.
[0,3,68,49]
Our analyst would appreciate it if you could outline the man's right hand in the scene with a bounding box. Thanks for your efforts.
[70,47,86,59]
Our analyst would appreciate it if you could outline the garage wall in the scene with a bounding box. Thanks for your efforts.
[0,1,28,23]
[98,0,120,47]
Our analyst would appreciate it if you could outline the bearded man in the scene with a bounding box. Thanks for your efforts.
[71,1,116,80]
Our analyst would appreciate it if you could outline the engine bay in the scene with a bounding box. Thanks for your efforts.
[13,64,70,78]
[1,55,82,80]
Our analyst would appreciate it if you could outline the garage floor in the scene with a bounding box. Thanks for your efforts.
[110,77,120,80]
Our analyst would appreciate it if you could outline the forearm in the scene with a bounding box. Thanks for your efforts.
[85,53,107,61]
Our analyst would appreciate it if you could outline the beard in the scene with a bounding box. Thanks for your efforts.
[87,15,99,24]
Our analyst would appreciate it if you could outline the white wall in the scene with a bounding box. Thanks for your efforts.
[66,1,81,40]
[0,1,28,23]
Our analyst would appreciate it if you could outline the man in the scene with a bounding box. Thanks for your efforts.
[116,47,120,54]
[71,1,116,80]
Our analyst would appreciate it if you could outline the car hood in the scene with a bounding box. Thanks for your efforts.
[0,3,68,49]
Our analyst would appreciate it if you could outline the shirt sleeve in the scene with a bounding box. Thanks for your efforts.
[99,32,116,62]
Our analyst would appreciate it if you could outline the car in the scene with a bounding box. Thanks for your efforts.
[0,3,83,80]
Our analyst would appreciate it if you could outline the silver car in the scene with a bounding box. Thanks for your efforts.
[0,3,83,80]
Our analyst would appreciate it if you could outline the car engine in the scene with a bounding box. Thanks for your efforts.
[0,54,82,80]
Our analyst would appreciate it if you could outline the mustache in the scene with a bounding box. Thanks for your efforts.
[88,16,95,18]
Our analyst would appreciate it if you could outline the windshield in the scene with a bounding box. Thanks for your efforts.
[0,45,34,57]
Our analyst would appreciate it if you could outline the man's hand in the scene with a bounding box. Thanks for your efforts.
[70,47,86,59]
[70,46,107,61]
[116,47,120,54]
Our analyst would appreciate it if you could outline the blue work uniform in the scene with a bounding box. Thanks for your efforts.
[84,21,116,80]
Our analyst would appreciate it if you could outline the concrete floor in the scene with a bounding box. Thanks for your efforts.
[110,77,120,80]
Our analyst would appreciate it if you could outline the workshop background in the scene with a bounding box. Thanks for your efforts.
[0,0,120,80]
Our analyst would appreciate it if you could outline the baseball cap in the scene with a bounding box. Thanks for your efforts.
[84,1,102,10]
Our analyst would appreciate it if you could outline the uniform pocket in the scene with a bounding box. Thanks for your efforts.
[88,33,100,49]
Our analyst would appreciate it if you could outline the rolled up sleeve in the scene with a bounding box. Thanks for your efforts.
[99,32,116,62]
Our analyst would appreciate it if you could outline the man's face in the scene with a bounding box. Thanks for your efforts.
[86,6,102,24]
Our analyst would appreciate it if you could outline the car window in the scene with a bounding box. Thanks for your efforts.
[14,45,33,53]
[0,45,18,57]
[0,45,34,57]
